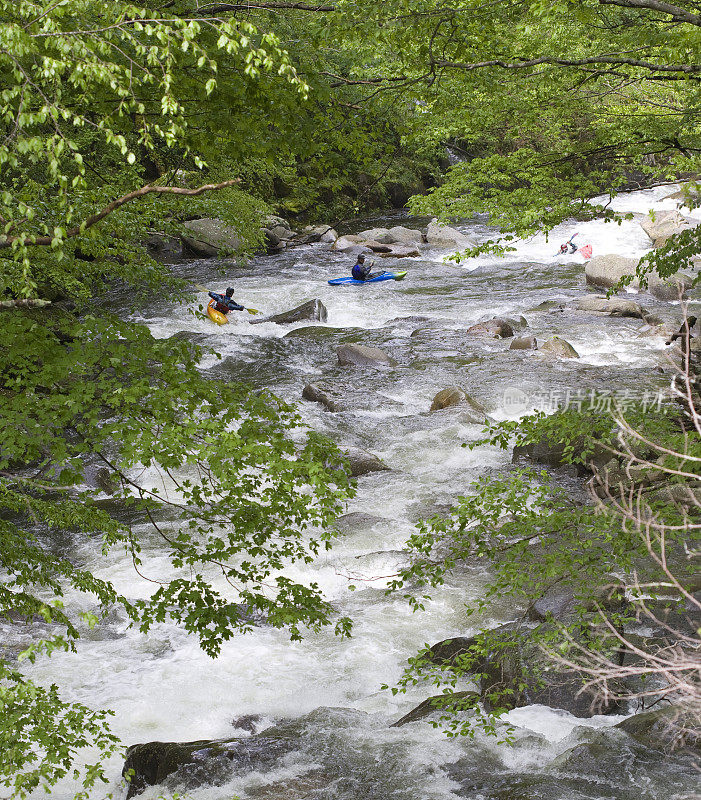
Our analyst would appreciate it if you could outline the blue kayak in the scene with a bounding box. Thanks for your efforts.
[328,271,407,286]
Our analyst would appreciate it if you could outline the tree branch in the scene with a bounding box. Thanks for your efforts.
[196,1,336,11]
[434,55,700,75]
[598,0,701,26]
[0,299,52,310]
[0,179,240,249]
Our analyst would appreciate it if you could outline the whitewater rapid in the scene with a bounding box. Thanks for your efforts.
[17,185,701,800]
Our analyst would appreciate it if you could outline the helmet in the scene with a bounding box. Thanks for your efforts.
[357,254,365,263]
[225,287,235,297]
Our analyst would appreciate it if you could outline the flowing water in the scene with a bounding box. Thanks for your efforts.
[16,187,701,799]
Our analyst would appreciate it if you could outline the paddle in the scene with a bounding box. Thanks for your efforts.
[193,284,261,315]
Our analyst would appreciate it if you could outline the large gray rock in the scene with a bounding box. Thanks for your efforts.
[387,225,423,244]
[337,344,396,368]
[390,691,479,727]
[342,447,390,477]
[250,299,327,325]
[123,732,296,798]
[430,387,486,416]
[426,624,618,718]
[647,272,691,301]
[426,219,475,250]
[332,235,370,253]
[575,296,645,318]
[640,210,691,247]
[585,254,639,289]
[509,335,538,350]
[540,337,579,358]
[180,218,243,258]
[356,227,395,244]
[377,245,420,259]
[616,706,700,754]
[303,224,338,243]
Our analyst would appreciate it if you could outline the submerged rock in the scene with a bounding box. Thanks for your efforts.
[250,299,327,325]
[302,383,344,412]
[337,343,396,368]
[377,245,421,258]
[466,318,514,338]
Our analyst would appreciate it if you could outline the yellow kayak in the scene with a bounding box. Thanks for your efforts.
[207,299,228,326]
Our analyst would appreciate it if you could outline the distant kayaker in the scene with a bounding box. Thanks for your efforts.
[559,233,579,255]
[351,254,380,281]
[208,287,244,314]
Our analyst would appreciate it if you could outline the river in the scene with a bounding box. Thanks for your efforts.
[19,186,701,800]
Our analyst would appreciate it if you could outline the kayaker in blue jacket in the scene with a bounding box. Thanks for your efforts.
[351,254,380,281]
[208,287,244,314]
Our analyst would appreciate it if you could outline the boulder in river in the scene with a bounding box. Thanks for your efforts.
[302,383,344,412]
[615,705,700,754]
[540,337,579,358]
[387,225,423,244]
[304,224,338,243]
[180,218,243,258]
[646,272,691,301]
[640,209,691,247]
[123,729,298,798]
[337,343,396,368]
[390,691,479,727]
[430,387,486,416]
[466,318,514,338]
[342,447,390,477]
[426,623,620,717]
[377,245,421,259]
[509,335,538,350]
[425,219,475,250]
[575,296,645,318]
[585,254,639,289]
[356,227,395,244]
[250,299,327,325]
[332,235,371,253]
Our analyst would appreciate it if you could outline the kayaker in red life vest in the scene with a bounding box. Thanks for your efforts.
[351,254,381,281]
[559,234,579,254]
[208,287,244,314]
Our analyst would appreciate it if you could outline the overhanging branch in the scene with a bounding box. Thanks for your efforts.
[0,179,240,249]
[434,55,700,75]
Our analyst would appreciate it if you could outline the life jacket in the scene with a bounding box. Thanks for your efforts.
[351,262,367,281]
